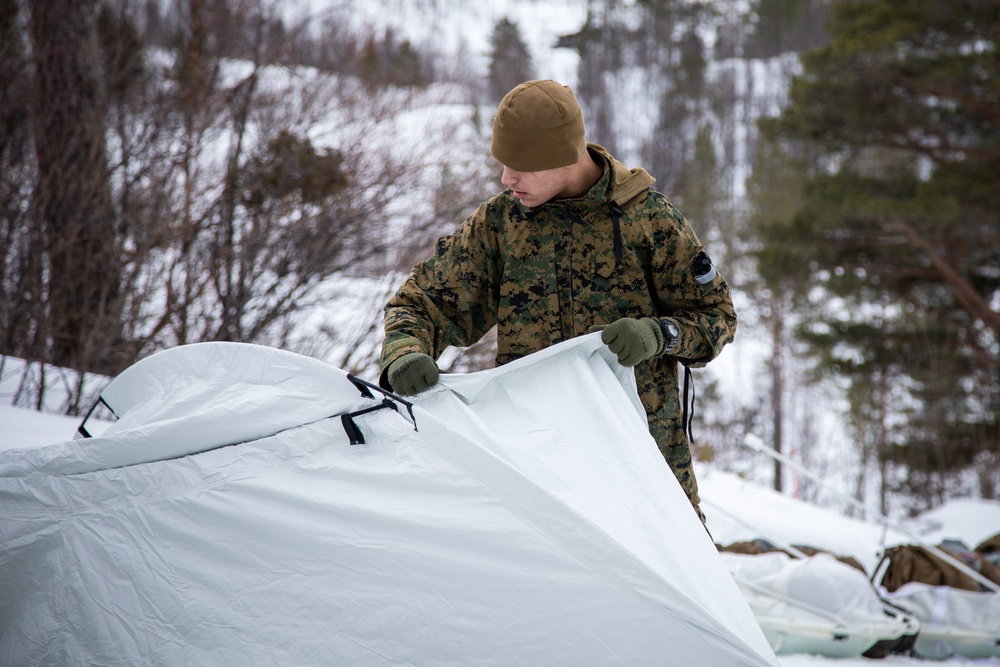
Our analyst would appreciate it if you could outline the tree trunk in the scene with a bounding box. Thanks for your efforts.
[770,295,784,493]
[29,0,123,375]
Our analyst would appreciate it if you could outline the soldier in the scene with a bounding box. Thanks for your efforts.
[379,79,736,523]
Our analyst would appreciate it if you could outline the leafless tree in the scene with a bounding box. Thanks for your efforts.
[1,0,492,413]
[29,0,124,381]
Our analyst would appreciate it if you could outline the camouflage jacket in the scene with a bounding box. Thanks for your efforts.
[380,144,736,459]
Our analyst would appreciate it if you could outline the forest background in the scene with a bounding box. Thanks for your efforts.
[1,0,997,521]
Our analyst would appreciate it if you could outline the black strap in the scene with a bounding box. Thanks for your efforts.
[77,396,118,439]
[341,399,399,445]
[344,373,418,444]
[681,365,695,444]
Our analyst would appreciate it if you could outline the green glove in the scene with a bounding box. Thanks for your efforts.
[590,317,666,367]
[387,352,439,396]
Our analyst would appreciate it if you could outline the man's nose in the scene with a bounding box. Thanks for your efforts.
[501,166,518,186]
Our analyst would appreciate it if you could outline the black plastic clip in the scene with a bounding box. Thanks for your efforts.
[77,396,118,439]
[342,374,419,445]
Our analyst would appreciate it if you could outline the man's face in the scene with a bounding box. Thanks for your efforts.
[500,164,574,208]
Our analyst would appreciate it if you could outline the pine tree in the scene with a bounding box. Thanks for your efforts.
[758,0,1000,505]
[488,17,534,103]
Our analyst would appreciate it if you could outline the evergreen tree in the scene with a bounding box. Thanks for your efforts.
[747,120,810,494]
[747,0,829,58]
[556,0,714,190]
[758,0,1000,506]
[487,17,534,103]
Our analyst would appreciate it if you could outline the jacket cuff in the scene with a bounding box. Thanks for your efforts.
[379,335,428,390]
[657,318,679,355]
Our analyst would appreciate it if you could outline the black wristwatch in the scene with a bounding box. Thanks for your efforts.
[660,319,679,352]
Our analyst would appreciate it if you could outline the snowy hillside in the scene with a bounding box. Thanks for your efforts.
[287,0,586,85]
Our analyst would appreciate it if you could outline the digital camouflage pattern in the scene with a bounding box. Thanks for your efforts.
[381,144,737,522]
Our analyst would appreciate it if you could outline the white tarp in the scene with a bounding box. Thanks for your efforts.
[1,334,778,667]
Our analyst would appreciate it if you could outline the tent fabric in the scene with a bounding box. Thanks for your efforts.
[1,334,778,667]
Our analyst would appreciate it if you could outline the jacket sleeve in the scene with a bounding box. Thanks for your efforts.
[650,199,737,368]
[379,202,501,389]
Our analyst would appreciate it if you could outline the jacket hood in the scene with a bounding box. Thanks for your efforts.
[589,143,656,207]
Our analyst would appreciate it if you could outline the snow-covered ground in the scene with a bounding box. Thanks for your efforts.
[3,398,997,667]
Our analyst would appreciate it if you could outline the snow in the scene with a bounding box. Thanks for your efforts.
[2,397,997,666]
[700,467,1000,576]
[288,0,586,87]
[3,2,998,663]
[0,403,90,452]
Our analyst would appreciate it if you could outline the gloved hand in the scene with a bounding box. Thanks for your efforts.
[590,317,666,367]
[387,352,439,396]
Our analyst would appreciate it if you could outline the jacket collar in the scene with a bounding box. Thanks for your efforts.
[522,144,655,213]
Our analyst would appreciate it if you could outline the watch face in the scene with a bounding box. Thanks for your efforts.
[661,321,679,351]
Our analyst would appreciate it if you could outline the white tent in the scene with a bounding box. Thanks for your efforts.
[1,334,778,666]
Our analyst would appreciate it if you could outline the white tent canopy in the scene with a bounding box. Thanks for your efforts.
[1,335,778,666]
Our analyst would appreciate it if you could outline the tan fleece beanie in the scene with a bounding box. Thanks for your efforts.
[491,79,587,172]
